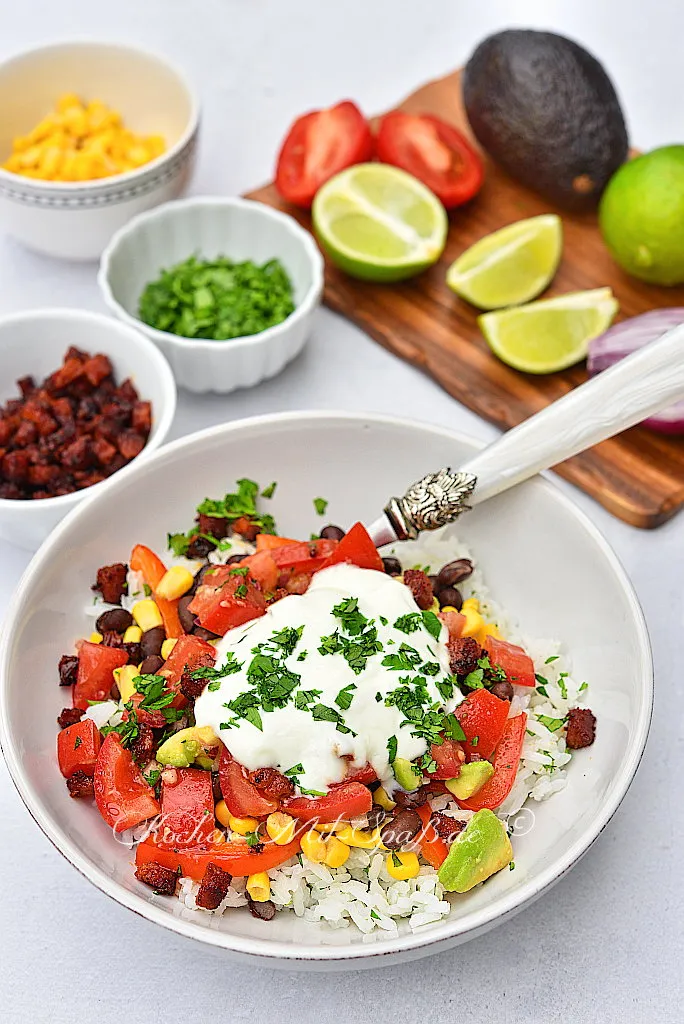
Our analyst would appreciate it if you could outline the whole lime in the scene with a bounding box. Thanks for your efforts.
[599,146,684,286]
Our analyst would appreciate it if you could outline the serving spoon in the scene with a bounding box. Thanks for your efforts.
[367,323,684,546]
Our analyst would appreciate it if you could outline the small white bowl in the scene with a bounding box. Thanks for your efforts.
[0,308,176,550]
[0,41,199,260]
[98,196,325,393]
[0,412,652,966]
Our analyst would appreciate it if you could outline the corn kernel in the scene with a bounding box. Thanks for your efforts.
[462,598,480,612]
[131,598,163,632]
[115,664,140,703]
[386,851,420,881]
[227,813,259,836]
[266,812,296,846]
[312,821,344,833]
[300,829,328,863]
[482,622,502,639]
[215,800,232,828]
[89,631,103,644]
[161,637,178,660]
[460,603,485,642]
[335,826,384,850]
[123,625,142,643]
[324,835,350,868]
[246,872,271,902]
[373,786,396,812]
[441,605,459,614]
[156,565,194,602]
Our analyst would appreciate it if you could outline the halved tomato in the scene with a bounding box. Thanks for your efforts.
[375,111,484,208]
[275,100,373,208]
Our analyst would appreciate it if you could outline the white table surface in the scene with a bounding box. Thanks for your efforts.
[1,2,682,1020]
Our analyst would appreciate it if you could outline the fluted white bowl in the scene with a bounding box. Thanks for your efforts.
[99,196,324,393]
[0,41,199,260]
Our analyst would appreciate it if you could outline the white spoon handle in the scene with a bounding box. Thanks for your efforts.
[369,324,684,546]
[460,322,684,505]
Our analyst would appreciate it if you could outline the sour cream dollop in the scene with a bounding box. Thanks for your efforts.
[194,564,463,793]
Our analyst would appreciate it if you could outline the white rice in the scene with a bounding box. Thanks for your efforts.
[177,530,590,934]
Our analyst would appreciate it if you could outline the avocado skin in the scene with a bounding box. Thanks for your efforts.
[463,29,629,212]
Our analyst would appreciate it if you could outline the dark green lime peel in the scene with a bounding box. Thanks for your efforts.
[138,255,296,340]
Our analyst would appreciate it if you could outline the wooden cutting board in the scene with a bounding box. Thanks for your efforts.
[246,69,684,528]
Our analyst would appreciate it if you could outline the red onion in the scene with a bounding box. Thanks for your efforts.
[587,309,684,434]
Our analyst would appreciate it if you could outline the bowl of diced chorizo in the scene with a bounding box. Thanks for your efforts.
[0,307,176,549]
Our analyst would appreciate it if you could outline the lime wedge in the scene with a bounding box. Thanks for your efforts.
[479,287,618,374]
[447,214,563,309]
[312,163,448,282]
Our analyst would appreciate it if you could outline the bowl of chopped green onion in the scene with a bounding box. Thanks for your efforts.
[98,196,324,392]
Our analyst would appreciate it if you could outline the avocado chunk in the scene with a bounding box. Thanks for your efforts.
[445,760,494,800]
[392,757,421,792]
[156,725,219,768]
[438,809,513,893]
[463,30,628,211]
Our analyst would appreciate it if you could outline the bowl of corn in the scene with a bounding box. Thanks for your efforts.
[0,41,199,260]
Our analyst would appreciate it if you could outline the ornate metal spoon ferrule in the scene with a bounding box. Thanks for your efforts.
[383,468,478,541]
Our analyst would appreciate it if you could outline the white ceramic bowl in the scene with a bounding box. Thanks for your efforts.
[0,412,652,968]
[0,308,176,550]
[0,41,199,260]
[98,196,325,393]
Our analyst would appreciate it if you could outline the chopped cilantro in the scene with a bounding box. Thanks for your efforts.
[387,735,398,762]
[244,831,261,847]
[143,583,152,597]
[545,656,559,664]
[229,565,250,577]
[261,481,277,499]
[391,852,402,868]
[298,785,326,797]
[537,715,565,732]
[421,610,443,640]
[335,682,357,711]
[73,736,82,749]
[235,583,248,598]
[444,715,466,742]
[394,613,422,634]
[313,497,328,516]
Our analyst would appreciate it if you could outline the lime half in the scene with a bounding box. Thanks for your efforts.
[446,214,563,309]
[479,287,618,374]
[312,163,448,282]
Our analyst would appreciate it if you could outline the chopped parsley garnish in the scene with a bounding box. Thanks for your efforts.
[244,831,261,847]
[462,668,485,690]
[387,735,398,762]
[558,673,568,700]
[144,768,161,788]
[381,643,422,672]
[537,715,565,732]
[335,682,357,711]
[370,909,380,920]
[235,583,248,598]
[311,702,357,736]
[192,652,244,691]
[313,497,328,516]
[545,656,559,664]
[578,681,588,693]
[294,688,322,710]
[73,736,82,749]
[284,763,304,779]
[261,481,277,499]
[394,612,422,634]
[167,478,278,555]
[391,852,402,868]
[229,565,250,577]
[444,715,466,743]
[421,610,443,640]
[101,673,184,747]
[298,785,326,797]
[143,583,152,597]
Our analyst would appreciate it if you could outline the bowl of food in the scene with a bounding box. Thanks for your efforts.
[0,41,199,260]
[0,308,176,549]
[0,412,651,967]
[98,196,325,393]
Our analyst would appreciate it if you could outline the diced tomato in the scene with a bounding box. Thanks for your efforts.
[159,634,216,692]
[284,572,312,595]
[93,733,160,833]
[136,834,301,881]
[237,550,279,594]
[157,767,215,849]
[428,737,466,780]
[219,751,279,818]
[453,688,510,760]
[458,713,527,811]
[375,111,484,209]
[124,693,168,729]
[275,100,373,208]
[342,761,377,786]
[270,538,338,575]
[74,641,128,710]
[416,803,449,869]
[57,718,101,778]
[256,534,299,552]
[483,635,536,688]
[319,522,384,573]
[283,781,372,823]
[188,565,266,636]
[130,544,184,638]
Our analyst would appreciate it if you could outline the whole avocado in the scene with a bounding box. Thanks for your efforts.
[463,29,629,211]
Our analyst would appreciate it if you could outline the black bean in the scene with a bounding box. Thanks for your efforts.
[58,654,78,687]
[124,642,142,665]
[186,535,216,559]
[140,626,165,658]
[247,897,276,921]
[96,607,133,635]
[382,556,402,576]
[193,625,220,642]
[394,786,427,809]
[320,524,345,541]
[212,772,223,804]
[224,554,246,566]
[188,564,215,596]
[490,679,514,702]
[438,587,463,610]
[110,681,121,701]
[178,595,197,633]
[139,655,164,676]
[437,558,473,589]
[428,574,441,590]
[380,809,422,850]
[365,805,387,831]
